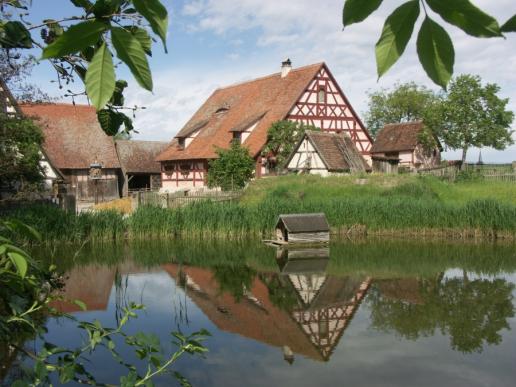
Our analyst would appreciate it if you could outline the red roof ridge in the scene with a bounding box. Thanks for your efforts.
[215,62,325,92]
[19,101,94,109]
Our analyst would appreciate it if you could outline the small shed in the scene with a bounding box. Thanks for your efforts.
[372,155,400,174]
[275,213,330,244]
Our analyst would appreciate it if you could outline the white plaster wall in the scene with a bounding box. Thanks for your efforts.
[287,138,327,171]
[399,152,413,164]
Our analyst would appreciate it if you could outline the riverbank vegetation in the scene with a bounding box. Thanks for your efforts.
[4,175,516,242]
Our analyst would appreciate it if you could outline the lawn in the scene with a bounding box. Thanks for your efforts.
[241,174,516,206]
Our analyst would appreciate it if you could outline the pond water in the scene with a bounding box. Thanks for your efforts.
[4,239,516,386]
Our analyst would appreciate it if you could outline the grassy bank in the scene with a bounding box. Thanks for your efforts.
[5,175,516,242]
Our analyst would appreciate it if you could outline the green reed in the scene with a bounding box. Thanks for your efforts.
[5,194,516,243]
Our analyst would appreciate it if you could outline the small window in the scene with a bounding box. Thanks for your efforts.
[317,87,325,104]
[233,131,242,144]
[178,138,185,149]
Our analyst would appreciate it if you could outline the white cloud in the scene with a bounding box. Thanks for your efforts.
[130,0,516,162]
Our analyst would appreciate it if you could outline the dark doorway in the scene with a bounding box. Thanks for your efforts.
[128,174,151,191]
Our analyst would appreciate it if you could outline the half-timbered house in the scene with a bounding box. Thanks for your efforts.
[156,60,373,191]
[371,121,442,171]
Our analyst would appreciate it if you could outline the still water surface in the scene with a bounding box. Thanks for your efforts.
[9,239,516,386]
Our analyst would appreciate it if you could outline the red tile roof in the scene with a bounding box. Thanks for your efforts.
[371,121,424,153]
[156,63,324,161]
[20,103,121,170]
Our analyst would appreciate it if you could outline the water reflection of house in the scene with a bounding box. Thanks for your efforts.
[50,265,117,313]
[50,262,162,313]
[163,262,371,362]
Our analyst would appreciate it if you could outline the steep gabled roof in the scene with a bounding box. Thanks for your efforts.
[156,63,325,161]
[371,121,430,153]
[276,213,330,233]
[290,130,369,172]
[20,103,121,170]
[115,140,168,174]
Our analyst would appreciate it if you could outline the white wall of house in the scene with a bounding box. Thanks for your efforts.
[373,145,440,170]
[287,138,330,176]
[161,160,207,192]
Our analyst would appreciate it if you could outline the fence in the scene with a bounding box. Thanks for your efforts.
[418,165,458,181]
[418,163,516,182]
[133,189,243,209]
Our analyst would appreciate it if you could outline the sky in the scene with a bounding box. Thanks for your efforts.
[25,0,516,163]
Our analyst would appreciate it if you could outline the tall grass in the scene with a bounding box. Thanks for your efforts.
[5,175,516,242]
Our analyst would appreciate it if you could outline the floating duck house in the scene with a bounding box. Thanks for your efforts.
[275,213,330,244]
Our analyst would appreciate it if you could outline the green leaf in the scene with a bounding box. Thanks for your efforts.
[417,17,455,89]
[42,21,108,59]
[85,43,116,110]
[111,27,153,91]
[132,0,169,52]
[127,26,152,56]
[71,0,93,9]
[73,299,88,311]
[375,0,420,78]
[426,0,502,38]
[93,0,122,18]
[343,0,383,27]
[501,15,516,33]
[97,108,124,135]
[0,21,32,48]
[8,252,27,278]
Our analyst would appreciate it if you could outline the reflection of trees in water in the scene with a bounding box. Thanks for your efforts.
[259,274,298,312]
[368,275,515,353]
[212,265,256,302]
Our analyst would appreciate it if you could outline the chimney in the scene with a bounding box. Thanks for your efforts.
[281,58,292,78]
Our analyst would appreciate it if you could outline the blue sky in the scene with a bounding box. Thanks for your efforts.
[25,0,516,162]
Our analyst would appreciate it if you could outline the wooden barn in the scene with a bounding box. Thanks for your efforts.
[156,60,373,192]
[371,121,441,171]
[286,130,370,175]
[371,155,400,174]
[21,103,122,201]
[275,213,330,244]
[115,140,169,196]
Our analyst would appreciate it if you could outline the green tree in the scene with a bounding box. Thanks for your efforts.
[207,142,255,191]
[0,50,50,102]
[364,82,440,137]
[342,0,515,88]
[0,0,169,135]
[262,120,319,170]
[0,113,44,192]
[369,275,515,353]
[434,74,514,165]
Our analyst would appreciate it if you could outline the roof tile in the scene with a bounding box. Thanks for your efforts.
[20,103,121,170]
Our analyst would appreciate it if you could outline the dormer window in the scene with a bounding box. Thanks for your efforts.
[317,86,326,104]
[215,106,230,116]
[178,137,185,149]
